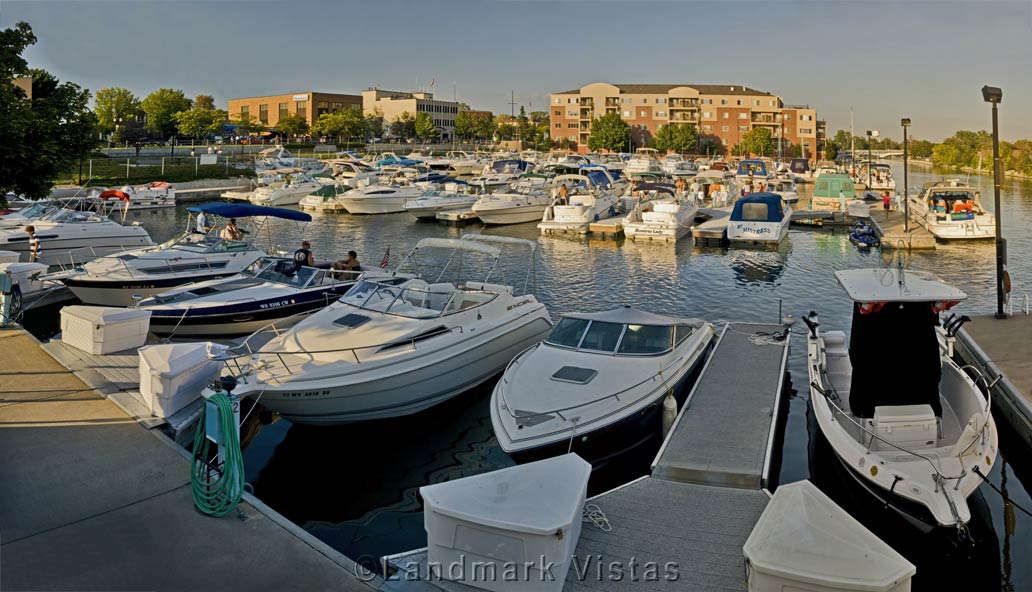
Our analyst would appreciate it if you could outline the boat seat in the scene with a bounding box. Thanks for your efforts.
[872,404,938,450]
[822,331,848,357]
[424,283,455,311]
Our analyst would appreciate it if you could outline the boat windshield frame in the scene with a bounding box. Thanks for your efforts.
[340,279,499,319]
[543,317,695,356]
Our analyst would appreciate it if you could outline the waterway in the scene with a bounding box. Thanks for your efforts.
[29,162,1032,590]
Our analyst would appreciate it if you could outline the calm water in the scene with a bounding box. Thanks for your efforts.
[102,164,1032,589]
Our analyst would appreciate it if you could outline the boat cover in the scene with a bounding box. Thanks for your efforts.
[186,202,312,222]
[730,193,784,222]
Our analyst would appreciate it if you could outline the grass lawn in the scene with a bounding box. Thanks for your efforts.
[57,159,255,187]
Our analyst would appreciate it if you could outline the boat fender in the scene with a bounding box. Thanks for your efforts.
[661,390,678,437]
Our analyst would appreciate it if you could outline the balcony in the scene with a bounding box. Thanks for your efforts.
[579,97,594,106]
[580,109,594,120]
[669,99,699,109]
[669,113,698,123]
[604,98,620,106]
[751,114,779,124]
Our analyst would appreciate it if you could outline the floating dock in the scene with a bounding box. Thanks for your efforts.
[0,326,376,591]
[436,209,480,226]
[384,321,790,591]
[691,207,731,245]
[587,214,628,239]
[868,209,936,250]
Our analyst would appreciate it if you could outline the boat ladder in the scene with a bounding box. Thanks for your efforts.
[1007,293,1029,316]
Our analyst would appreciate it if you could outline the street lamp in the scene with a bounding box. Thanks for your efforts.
[865,129,878,191]
[982,85,1006,319]
[901,118,910,232]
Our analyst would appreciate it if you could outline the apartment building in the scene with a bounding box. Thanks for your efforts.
[227,91,362,129]
[781,105,819,158]
[549,82,816,154]
[362,88,461,141]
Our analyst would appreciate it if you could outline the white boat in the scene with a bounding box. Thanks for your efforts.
[804,267,998,536]
[623,186,699,242]
[538,174,620,235]
[814,164,839,178]
[57,202,309,306]
[94,182,176,209]
[298,184,352,213]
[337,183,427,214]
[491,307,714,466]
[425,151,482,176]
[402,190,477,220]
[249,172,323,207]
[727,192,791,244]
[861,162,896,193]
[765,178,799,204]
[692,170,741,208]
[206,235,553,424]
[660,154,698,177]
[908,179,995,240]
[736,159,773,184]
[254,145,324,174]
[471,186,551,225]
[624,148,663,174]
[469,159,533,191]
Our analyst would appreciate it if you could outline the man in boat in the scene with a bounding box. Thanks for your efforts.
[556,183,569,204]
[220,218,243,241]
[331,250,360,278]
[293,240,315,273]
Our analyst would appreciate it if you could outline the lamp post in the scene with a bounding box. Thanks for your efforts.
[865,129,879,191]
[901,118,910,232]
[982,85,1006,319]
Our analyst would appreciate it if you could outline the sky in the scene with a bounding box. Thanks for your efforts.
[3,0,1031,142]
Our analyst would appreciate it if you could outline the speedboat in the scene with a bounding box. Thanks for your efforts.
[249,172,323,207]
[337,183,427,214]
[425,151,482,176]
[254,145,324,173]
[491,307,715,467]
[0,195,151,267]
[661,154,698,177]
[908,180,995,240]
[206,235,553,424]
[693,170,741,208]
[766,178,799,204]
[298,183,352,213]
[539,173,620,235]
[623,185,698,242]
[325,159,380,187]
[804,267,998,537]
[471,186,551,225]
[402,190,477,220]
[57,202,309,306]
[727,192,791,244]
[469,159,534,191]
[95,182,176,209]
[788,158,812,182]
[624,148,663,174]
[861,162,896,193]
[137,258,387,338]
[736,159,772,184]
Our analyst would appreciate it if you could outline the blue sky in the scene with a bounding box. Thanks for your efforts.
[4,0,1031,142]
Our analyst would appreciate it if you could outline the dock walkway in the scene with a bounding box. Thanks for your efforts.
[0,327,375,591]
[869,209,936,250]
[384,322,790,591]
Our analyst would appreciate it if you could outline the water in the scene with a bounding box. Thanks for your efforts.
[44,164,1032,589]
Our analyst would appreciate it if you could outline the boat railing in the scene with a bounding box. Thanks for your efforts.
[1008,293,1030,316]
[53,242,155,272]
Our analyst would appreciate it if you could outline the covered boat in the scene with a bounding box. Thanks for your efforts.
[727,192,791,244]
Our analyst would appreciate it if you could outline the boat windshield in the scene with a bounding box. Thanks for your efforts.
[545,317,677,355]
[341,280,494,318]
[14,202,59,219]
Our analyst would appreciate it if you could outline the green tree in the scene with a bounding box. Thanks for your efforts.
[230,113,265,138]
[415,111,439,142]
[909,139,934,159]
[454,110,477,141]
[113,120,150,147]
[193,94,215,111]
[587,112,629,153]
[141,88,191,138]
[389,112,415,139]
[93,87,141,135]
[736,127,775,157]
[276,113,309,140]
[312,109,365,142]
[475,114,495,141]
[364,111,384,139]
[494,115,515,141]
[652,123,698,154]
[174,107,227,139]
[0,23,100,199]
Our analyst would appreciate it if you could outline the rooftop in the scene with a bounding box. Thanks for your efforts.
[556,83,775,96]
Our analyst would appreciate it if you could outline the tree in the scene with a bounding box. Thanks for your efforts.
[0,23,99,199]
[909,139,934,159]
[415,111,439,142]
[698,133,723,155]
[312,109,365,142]
[93,87,141,135]
[474,114,495,141]
[454,110,477,141]
[493,115,515,141]
[141,88,191,138]
[652,123,698,154]
[174,107,227,139]
[193,94,215,111]
[389,112,415,139]
[230,113,264,138]
[735,127,775,157]
[276,113,309,140]
[364,111,384,139]
[113,120,150,147]
[587,112,629,153]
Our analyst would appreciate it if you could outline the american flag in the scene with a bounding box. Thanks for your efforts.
[380,245,391,269]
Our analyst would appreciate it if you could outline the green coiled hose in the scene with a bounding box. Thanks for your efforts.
[191,392,245,517]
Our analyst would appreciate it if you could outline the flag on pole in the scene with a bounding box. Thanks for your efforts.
[430,78,435,88]
[380,245,391,269]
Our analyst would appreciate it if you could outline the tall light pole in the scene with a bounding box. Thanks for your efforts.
[865,129,878,190]
[982,85,1006,319]
[901,118,910,232]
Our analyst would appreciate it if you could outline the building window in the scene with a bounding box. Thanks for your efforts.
[801,128,813,134]
[754,100,760,106]
[770,100,776,106]
[639,110,647,117]
[722,112,729,119]
[568,135,576,141]
[706,99,713,104]
[568,123,579,129]
[702,124,712,131]
[554,123,561,128]
[720,99,727,105]
[333,102,342,110]
[736,100,742,105]
[568,98,575,104]
[240,106,249,118]
[721,125,729,132]
[739,125,749,132]
[568,110,577,117]
[622,98,630,104]
[554,109,561,116]
[785,128,792,134]
[657,111,666,117]
[702,111,712,118]
[658,98,667,104]
[555,98,561,104]
[278,102,289,120]
[623,110,630,117]
[296,100,307,119]
[258,104,268,124]
[738,113,748,119]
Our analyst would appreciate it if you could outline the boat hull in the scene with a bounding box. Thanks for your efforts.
[147,289,348,337]
[338,197,410,214]
[472,205,548,225]
[727,218,790,244]
[64,271,241,307]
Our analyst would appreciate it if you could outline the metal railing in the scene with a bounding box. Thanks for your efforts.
[1008,293,1029,316]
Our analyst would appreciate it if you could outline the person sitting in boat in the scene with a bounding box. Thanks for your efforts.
[331,250,360,278]
[556,183,569,204]
[292,240,315,274]
[220,218,243,241]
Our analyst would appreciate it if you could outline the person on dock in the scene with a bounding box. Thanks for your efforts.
[24,225,39,263]
[882,192,892,218]
[293,240,315,273]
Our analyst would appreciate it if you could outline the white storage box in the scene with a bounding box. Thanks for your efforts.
[744,480,915,592]
[420,454,591,592]
[847,200,871,218]
[0,262,47,295]
[60,305,151,355]
[139,342,221,418]
[874,404,937,448]
[0,250,20,264]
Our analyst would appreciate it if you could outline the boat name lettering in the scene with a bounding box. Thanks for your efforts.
[507,299,529,311]
[737,225,772,235]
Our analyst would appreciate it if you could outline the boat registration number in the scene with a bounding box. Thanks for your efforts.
[283,390,331,398]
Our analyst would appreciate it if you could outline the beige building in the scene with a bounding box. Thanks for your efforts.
[362,88,460,140]
[227,91,362,129]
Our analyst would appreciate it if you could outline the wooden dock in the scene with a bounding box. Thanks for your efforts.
[587,214,627,239]
[955,314,1032,450]
[436,209,480,226]
[869,209,936,250]
[384,321,791,591]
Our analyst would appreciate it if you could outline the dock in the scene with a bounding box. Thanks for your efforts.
[868,209,936,250]
[384,322,790,591]
[436,209,480,226]
[691,207,731,245]
[0,326,376,591]
[587,214,628,239]
[954,314,1032,450]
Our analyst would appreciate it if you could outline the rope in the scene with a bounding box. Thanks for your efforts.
[191,391,245,517]
[582,504,612,532]
[971,466,1032,519]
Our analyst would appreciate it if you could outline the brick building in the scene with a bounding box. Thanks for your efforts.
[227,91,363,130]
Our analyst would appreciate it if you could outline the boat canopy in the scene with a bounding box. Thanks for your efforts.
[695,170,725,180]
[737,159,768,177]
[789,158,810,173]
[834,269,967,303]
[813,174,856,199]
[98,190,131,201]
[633,182,676,196]
[462,234,536,253]
[488,159,531,173]
[186,202,313,222]
[730,193,784,223]
[414,237,500,257]
[563,306,702,327]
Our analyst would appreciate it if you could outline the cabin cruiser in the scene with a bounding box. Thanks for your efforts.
[138,259,387,338]
[491,307,714,466]
[93,182,176,209]
[254,145,324,173]
[861,162,896,193]
[624,148,663,174]
[471,182,551,225]
[661,154,698,177]
[425,151,482,176]
[736,159,772,184]
[623,185,698,242]
[336,183,427,214]
[0,196,151,267]
[249,172,323,207]
[814,163,839,178]
[577,164,628,194]
[206,235,553,424]
[788,158,813,182]
[469,159,534,191]
[539,173,620,235]
[727,192,791,244]
[326,160,381,187]
[765,178,799,204]
[56,202,309,306]
[298,183,352,213]
[908,180,994,240]
[693,171,741,208]
[804,267,998,536]
[402,190,477,220]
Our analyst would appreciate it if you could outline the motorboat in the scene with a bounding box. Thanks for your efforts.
[402,190,477,220]
[861,162,896,193]
[254,145,324,173]
[469,159,534,191]
[206,235,553,424]
[325,159,380,187]
[766,178,799,204]
[814,163,839,178]
[577,164,628,195]
[811,173,857,211]
[804,267,998,536]
[788,157,813,182]
[471,184,551,225]
[692,170,741,208]
[736,159,772,184]
[0,194,151,267]
[137,258,387,338]
[425,151,482,176]
[249,172,323,207]
[623,185,698,242]
[661,154,698,177]
[57,202,309,306]
[336,183,427,214]
[727,192,791,244]
[94,182,176,209]
[624,148,663,174]
[298,183,353,213]
[538,173,620,235]
[908,179,994,240]
[491,307,714,466]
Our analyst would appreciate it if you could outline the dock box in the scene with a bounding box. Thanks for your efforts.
[873,404,938,449]
[60,306,151,355]
[0,250,20,264]
[420,454,591,592]
[847,200,871,218]
[0,262,47,295]
[139,342,221,418]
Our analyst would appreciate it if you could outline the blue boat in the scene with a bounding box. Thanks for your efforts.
[736,159,769,179]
